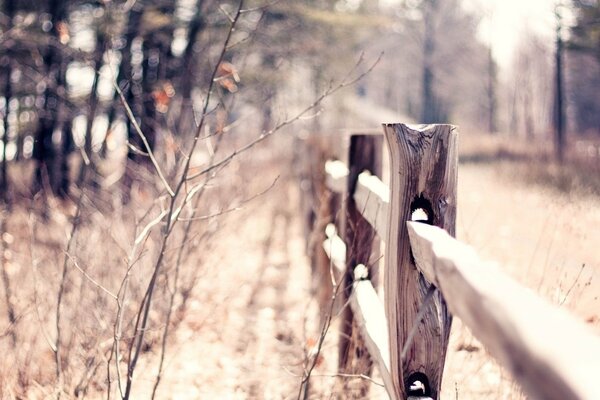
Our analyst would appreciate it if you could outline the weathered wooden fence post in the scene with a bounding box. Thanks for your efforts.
[302,134,342,327]
[338,133,382,396]
[382,123,457,399]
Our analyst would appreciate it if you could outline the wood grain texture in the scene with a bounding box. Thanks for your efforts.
[407,222,600,400]
[382,123,457,399]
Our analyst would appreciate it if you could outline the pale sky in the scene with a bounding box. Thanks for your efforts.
[463,0,558,68]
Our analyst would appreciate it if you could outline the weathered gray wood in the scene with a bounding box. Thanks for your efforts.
[383,123,457,399]
[353,171,389,238]
[407,221,600,400]
[324,160,348,193]
[349,265,394,399]
[338,134,383,397]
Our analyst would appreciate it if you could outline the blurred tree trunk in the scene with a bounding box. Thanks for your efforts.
[487,46,497,133]
[33,0,69,195]
[261,54,278,133]
[1,0,15,202]
[178,1,205,136]
[60,117,72,195]
[421,0,437,123]
[130,3,176,165]
[79,30,108,184]
[55,58,71,196]
[554,5,565,162]
[135,36,159,163]
[158,3,177,84]
[105,2,143,151]
[523,86,535,139]
[569,0,600,135]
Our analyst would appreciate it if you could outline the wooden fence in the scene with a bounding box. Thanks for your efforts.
[306,123,600,400]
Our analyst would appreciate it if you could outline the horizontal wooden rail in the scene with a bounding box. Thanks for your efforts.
[324,159,390,238]
[321,222,393,397]
[354,171,389,238]
[408,221,600,400]
[349,265,393,398]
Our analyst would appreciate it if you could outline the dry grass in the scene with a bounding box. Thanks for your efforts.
[0,179,211,398]
[459,131,600,198]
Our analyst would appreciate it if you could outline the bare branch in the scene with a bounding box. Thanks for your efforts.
[113,82,175,197]
[55,187,85,394]
[64,252,118,300]
[134,209,169,247]
[178,176,279,222]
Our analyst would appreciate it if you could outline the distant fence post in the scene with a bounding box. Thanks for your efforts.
[382,123,457,399]
[337,133,382,395]
[299,134,341,329]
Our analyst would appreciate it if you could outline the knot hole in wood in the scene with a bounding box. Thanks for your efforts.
[406,371,431,397]
[410,194,434,225]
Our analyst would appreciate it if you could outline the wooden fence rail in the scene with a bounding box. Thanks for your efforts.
[408,222,600,400]
[310,123,600,400]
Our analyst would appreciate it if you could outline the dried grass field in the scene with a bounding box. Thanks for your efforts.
[0,132,599,399]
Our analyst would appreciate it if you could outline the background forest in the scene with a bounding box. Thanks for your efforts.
[1,0,600,199]
[0,0,599,399]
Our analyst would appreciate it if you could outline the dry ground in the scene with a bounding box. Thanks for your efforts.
[130,183,317,399]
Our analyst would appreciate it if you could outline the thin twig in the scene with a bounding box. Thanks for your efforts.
[109,204,157,399]
[290,371,385,388]
[113,82,174,197]
[559,264,586,306]
[0,212,17,346]
[64,252,117,300]
[29,215,57,353]
[177,176,279,222]
[55,187,85,397]
[297,265,345,399]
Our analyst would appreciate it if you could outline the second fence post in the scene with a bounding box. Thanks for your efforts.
[338,133,383,397]
[382,123,457,400]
